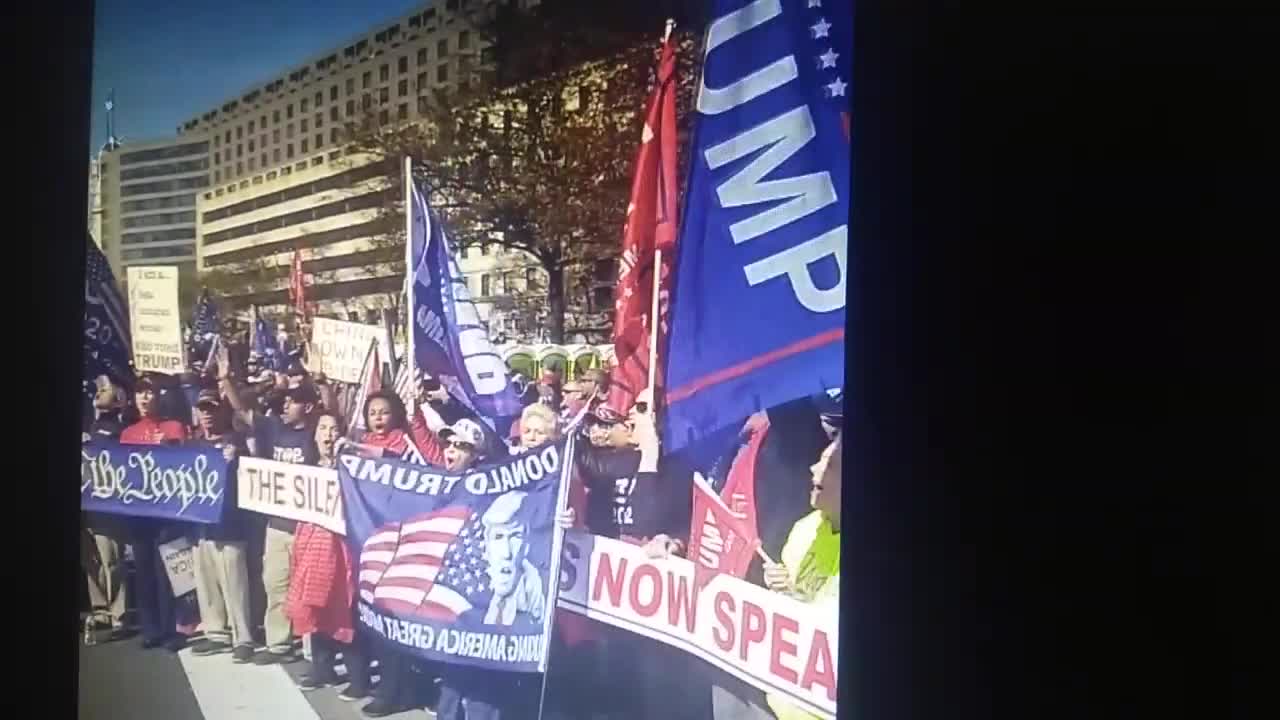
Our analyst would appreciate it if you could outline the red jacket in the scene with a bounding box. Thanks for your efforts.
[285,520,356,643]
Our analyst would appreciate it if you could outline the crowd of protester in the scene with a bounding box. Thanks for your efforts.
[80,329,842,720]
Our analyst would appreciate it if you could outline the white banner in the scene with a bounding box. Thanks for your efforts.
[557,532,838,719]
[310,317,393,384]
[158,536,196,598]
[237,457,345,535]
[126,266,184,374]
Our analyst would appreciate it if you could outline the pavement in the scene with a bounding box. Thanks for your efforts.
[78,622,436,720]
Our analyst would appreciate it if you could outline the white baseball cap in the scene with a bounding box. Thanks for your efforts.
[439,418,486,451]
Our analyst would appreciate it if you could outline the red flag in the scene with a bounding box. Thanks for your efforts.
[686,420,769,579]
[608,33,679,413]
[289,249,310,322]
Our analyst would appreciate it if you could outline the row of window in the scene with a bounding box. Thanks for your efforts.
[121,194,195,213]
[120,157,209,182]
[120,176,209,197]
[209,33,482,149]
[203,218,386,268]
[203,189,387,246]
[119,142,208,167]
[121,244,194,261]
[121,227,195,245]
[203,162,385,223]
[120,210,195,230]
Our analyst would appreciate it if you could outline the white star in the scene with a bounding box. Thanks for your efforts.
[827,77,848,97]
[819,48,839,69]
[811,18,832,39]
[808,0,822,7]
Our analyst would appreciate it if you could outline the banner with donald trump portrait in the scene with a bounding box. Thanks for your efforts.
[337,436,575,673]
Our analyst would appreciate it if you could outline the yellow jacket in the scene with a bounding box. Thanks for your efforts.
[767,510,840,720]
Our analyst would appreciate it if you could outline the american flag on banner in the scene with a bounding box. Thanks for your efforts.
[83,234,133,395]
[358,506,484,622]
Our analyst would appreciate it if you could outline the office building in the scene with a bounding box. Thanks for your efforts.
[95,135,211,281]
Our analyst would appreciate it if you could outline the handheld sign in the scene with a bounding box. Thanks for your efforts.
[126,266,186,374]
[237,457,346,535]
[80,442,228,523]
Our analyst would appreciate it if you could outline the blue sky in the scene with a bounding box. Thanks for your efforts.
[88,0,428,155]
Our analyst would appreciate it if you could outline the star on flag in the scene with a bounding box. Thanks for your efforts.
[819,48,839,69]
[826,78,847,98]
[811,18,832,39]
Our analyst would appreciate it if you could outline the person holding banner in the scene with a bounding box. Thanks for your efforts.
[120,373,190,652]
[187,388,256,663]
[219,353,320,664]
[761,432,842,720]
[81,375,132,640]
[290,411,374,701]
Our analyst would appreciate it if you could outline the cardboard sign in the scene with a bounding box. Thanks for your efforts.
[557,532,838,719]
[126,266,185,374]
[158,536,196,598]
[310,318,392,384]
[237,457,345,535]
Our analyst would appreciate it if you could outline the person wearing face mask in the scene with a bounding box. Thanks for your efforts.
[187,388,255,663]
[81,376,133,641]
[120,374,190,652]
[289,412,374,701]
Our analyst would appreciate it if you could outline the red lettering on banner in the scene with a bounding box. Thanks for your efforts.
[769,613,801,684]
[801,629,838,702]
[712,591,736,651]
[592,553,628,606]
[739,601,767,662]
[666,571,698,632]
[630,564,662,617]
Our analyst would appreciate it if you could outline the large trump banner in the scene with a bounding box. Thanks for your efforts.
[558,532,838,719]
[338,438,575,673]
[81,442,229,523]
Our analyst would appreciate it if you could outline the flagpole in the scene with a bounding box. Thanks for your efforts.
[646,19,676,404]
[403,155,415,404]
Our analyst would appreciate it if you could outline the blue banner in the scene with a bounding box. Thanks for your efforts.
[662,0,851,451]
[81,442,229,524]
[408,177,523,433]
[338,438,574,673]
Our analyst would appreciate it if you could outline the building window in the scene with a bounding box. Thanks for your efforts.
[214,170,221,183]
[480,274,490,297]
[301,139,309,153]
[362,94,372,110]
[417,48,428,65]
[330,106,339,121]
[286,144,294,159]
[437,63,449,83]
[260,153,267,167]
[398,79,408,97]
[378,109,389,125]
[248,139,255,152]
[236,144,243,158]
[260,134,266,148]
[346,78,355,95]
[398,56,408,74]
[379,64,389,82]
[362,71,372,89]
[287,104,294,119]
[446,0,459,10]
[315,133,324,149]
[330,85,338,101]
[273,129,280,142]
[398,103,408,120]
[214,135,220,147]
[316,113,323,128]
[418,96,430,114]
[346,99,356,116]
[236,161,243,175]
[331,128,340,144]
[248,157,256,170]
[273,109,281,123]
[274,148,281,162]
[437,39,449,58]
[379,87,389,104]
[261,114,268,127]
[287,124,294,138]
[236,126,243,139]
[312,156,323,167]
[301,98,310,113]
[315,91,323,106]
[248,119,255,133]
[214,151,220,163]
[417,72,428,91]
[301,118,309,132]
[459,31,471,50]
[225,130,231,143]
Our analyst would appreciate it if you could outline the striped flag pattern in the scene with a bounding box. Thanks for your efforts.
[83,234,133,394]
[358,506,478,621]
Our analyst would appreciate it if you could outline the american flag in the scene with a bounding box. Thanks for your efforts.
[358,506,488,622]
[83,234,132,395]
[803,0,852,140]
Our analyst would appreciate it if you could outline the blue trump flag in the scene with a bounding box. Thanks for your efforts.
[338,436,575,672]
[83,234,133,397]
[250,305,288,372]
[662,0,851,451]
[81,442,229,523]
[407,175,523,432]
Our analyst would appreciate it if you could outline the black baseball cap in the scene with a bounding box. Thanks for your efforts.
[282,382,319,405]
